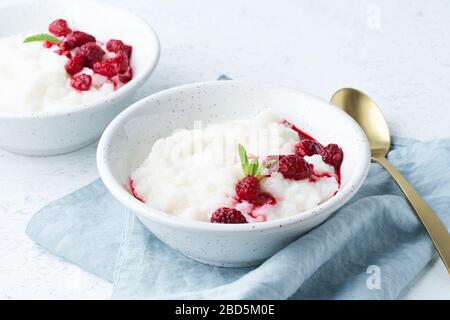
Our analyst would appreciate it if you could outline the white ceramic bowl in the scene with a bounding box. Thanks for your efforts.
[0,0,160,156]
[98,80,371,267]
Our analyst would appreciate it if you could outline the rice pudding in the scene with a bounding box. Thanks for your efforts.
[131,111,344,224]
[0,19,133,113]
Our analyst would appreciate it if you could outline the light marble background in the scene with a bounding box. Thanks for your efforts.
[1,0,449,299]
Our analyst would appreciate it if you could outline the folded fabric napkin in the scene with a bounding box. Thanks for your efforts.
[26,120,450,299]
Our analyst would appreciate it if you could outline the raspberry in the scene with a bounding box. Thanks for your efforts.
[295,139,323,157]
[94,51,129,79]
[124,45,133,58]
[106,39,125,52]
[106,39,133,57]
[48,19,72,37]
[236,176,260,202]
[110,51,129,73]
[55,49,72,59]
[254,193,276,207]
[211,208,247,224]
[93,61,119,78]
[79,42,105,67]
[119,67,133,83]
[62,31,96,50]
[278,155,311,180]
[70,74,92,91]
[320,144,344,169]
[65,52,86,75]
[43,41,53,49]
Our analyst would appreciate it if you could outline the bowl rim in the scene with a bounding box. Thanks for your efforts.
[0,0,161,119]
[97,80,371,233]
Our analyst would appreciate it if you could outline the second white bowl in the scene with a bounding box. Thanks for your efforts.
[0,0,160,156]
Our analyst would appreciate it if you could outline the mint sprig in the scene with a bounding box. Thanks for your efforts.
[24,33,62,44]
[238,144,276,177]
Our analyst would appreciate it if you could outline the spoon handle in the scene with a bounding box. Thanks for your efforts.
[373,156,450,273]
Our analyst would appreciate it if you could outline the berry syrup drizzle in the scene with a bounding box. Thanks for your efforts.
[282,119,317,141]
[129,178,145,203]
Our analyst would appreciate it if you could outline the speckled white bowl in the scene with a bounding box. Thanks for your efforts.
[97,80,371,267]
[0,0,160,156]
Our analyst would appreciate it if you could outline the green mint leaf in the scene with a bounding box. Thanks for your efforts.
[24,34,62,44]
[249,160,259,176]
[238,144,274,177]
[238,144,249,173]
[256,164,265,177]
[254,160,262,176]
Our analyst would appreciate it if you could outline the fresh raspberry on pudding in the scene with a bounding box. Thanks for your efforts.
[108,50,129,73]
[79,42,105,67]
[70,74,92,91]
[278,154,311,180]
[254,192,276,207]
[321,144,344,169]
[295,139,323,157]
[106,39,133,58]
[93,61,120,78]
[48,19,72,37]
[119,67,133,83]
[211,208,247,224]
[62,31,96,50]
[42,40,53,49]
[65,52,86,75]
[236,176,260,203]
[106,39,125,52]
[123,45,133,59]
[55,49,72,59]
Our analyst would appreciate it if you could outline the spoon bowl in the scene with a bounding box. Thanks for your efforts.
[331,88,390,159]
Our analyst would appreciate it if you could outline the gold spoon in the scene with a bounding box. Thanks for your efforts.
[331,88,450,274]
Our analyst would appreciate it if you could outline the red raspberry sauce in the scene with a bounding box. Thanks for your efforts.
[129,178,145,203]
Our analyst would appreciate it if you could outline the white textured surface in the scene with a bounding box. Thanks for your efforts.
[0,0,449,299]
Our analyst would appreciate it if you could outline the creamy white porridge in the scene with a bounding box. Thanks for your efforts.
[131,111,342,223]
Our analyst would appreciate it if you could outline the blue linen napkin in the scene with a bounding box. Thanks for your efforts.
[26,130,450,299]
